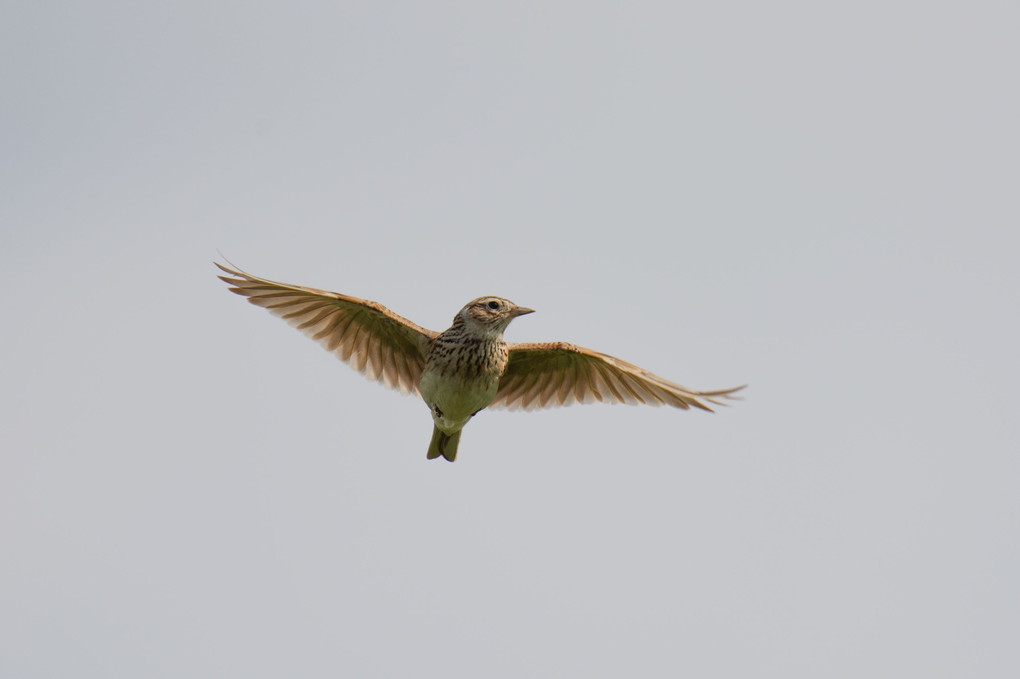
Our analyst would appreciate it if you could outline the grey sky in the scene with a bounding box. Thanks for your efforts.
[2,1,1018,677]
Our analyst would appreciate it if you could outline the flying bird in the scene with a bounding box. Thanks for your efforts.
[217,262,744,461]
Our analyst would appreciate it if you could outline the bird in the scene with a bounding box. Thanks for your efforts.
[216,262,744,462]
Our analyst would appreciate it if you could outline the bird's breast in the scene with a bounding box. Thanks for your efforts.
[419,337,509,430]
[425,337,509,382]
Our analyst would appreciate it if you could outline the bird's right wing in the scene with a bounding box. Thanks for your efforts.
[491,342,745,411]
[217,262,437,395]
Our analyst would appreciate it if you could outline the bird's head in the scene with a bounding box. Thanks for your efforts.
[456,296,535,338]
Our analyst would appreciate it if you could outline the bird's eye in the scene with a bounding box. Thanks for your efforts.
[486,301,500,310]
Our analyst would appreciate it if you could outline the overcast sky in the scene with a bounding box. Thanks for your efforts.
[2,2,1018,677]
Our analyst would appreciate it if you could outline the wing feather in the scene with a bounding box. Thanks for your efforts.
[491,341,744,412]
[380,349,399,389]
[593,360,627,404]
[351,323,371,373]
[366,333,384,380]
[396,351,419,394]
[615,370,650,404]
[539,368,562,407]
[520,370,552,410]
[216,262,436,395]
[582,362,605,403]
[293,304,334,329]
[496,369,531,408]
[562,360,581,403]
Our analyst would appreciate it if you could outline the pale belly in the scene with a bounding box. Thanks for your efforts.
[419,368,499,433]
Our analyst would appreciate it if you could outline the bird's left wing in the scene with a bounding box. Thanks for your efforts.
[216,262,437,395]
[490,342,744,411]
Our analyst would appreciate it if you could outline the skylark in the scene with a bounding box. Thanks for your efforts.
[217,262,744,461]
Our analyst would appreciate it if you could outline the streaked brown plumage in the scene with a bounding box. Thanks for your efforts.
[217,262,744,461]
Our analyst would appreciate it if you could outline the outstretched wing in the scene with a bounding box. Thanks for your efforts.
[491,341,745,411]
[216,262,437,395]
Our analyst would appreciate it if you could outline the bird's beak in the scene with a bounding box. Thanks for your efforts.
[512,306,535,317]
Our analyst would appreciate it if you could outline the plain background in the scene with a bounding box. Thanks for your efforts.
[2,2,1018,677]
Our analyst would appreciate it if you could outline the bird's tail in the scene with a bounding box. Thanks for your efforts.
[426,426,462,462]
